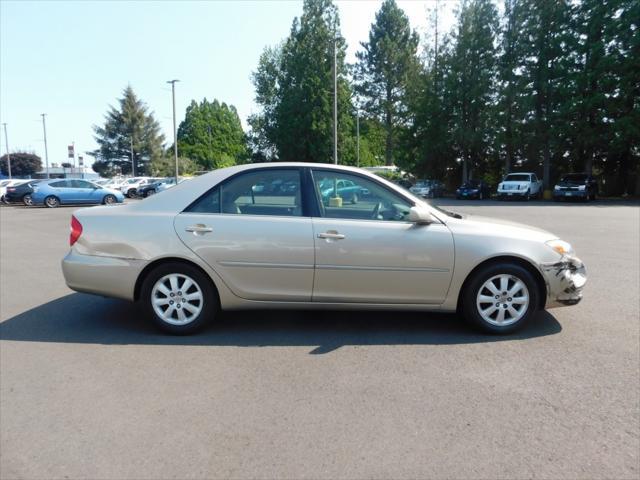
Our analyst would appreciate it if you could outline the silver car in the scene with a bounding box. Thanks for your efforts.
[62,163,586,334]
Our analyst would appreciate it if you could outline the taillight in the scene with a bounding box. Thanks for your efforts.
[70,215,83,246]
[7,187,15,192]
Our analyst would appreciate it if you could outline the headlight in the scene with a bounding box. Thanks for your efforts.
[554,185,560,190]
[578,185,586,191]
[546,239,574,256]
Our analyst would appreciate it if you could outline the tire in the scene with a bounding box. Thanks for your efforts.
[479,191,484,200]
[146,189,156,197]
[141,262,218,334]
[524,189,531,201]
[103,194,117,205]
[462,262,540,334]
[44,195,60,208]
[127,189,136,198]
[22,194,34,206]
[351,193,358,204]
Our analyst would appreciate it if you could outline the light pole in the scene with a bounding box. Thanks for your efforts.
[41,114,50,178]
[167,79,179,183]
[130,136,135,176]
[333,36,338,165]
[356,109,360,168]
[2,123,11,179]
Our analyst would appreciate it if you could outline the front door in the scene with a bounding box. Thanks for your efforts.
[174,168,315,302]
[310,169,454,304]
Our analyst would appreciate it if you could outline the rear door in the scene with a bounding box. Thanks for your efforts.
[174,168,315,301]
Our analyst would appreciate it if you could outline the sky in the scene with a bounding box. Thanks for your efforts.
[0,0,457,168]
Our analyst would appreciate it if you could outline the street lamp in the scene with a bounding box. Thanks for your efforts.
[41,114,50,178]
[333,35,338,165]
[2,123,11,179]
[167,79,180,183]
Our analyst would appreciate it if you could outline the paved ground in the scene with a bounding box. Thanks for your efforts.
[1,199,639,480]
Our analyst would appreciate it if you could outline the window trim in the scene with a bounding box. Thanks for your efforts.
[183,167,310,218]
[308,167,416,223]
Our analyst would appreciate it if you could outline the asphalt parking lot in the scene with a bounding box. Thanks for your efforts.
[1,199,639,479]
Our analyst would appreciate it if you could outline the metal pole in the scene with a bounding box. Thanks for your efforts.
[356,109,360,168]
[167,79,179,183]
[41,114,50,178]
[333,36,338,165]
[2,123,11,179]
[130,136,134,176]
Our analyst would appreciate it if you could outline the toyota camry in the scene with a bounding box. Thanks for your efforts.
[61,163,586,334]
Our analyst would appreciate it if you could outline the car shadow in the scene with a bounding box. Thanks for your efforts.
[0,293,562,354]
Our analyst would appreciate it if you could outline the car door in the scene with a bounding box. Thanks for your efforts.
[174,168,315,302]
[69,180,97,203]
[310,169,455,304]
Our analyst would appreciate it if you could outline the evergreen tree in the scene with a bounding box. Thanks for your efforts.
[250,0,353,164]
[448,0,499,182]
[354,0,420,166]
[177,99,248,169]
[91,86,165,176]
[0,152,42,177]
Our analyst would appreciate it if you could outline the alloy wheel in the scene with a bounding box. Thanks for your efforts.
[151,273,203,325]
[476,274,529,326]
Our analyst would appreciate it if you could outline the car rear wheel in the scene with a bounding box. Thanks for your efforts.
[146,189,156,197]
[23,194,34,206]
[141,262,218,334]
[462,263,539,334]
[44,195,60,208]
[103,194,117,205]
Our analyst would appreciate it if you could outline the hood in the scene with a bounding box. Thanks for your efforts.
[447,213,557,243]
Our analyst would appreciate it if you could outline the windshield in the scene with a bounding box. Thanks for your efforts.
[504,174,530,182]
[461,180,480,188]
[561,174,588,183]
[414,180,432,187]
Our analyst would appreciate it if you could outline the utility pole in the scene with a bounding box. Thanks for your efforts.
[333,35,338,165]
[130,136,135,176]
[167,79,180,183]
[356,109,360,168]
[41,114,50,178]
[3,123,12,179]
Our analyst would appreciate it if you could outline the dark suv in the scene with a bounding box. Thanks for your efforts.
[553,173,598,201]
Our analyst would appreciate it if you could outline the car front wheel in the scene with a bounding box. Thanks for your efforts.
[103,194,117,205]
[44,195,60,208]
[141,262,218,334]
[462,263,539,334]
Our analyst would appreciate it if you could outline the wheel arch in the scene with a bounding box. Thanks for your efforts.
[134,256,221,306]
[456,255,547,312]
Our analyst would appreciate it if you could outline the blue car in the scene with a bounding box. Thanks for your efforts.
[31,179,125,208]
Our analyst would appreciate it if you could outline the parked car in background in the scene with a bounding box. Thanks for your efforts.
[0,179,28,203]
[119,177,154,197]
[456,179,491,200]
[318,178,366,204]
[4,180,41,205]
[31,179,124,207]
[553,173,598,201]
[61,163,586,335]
[497,173,542,200]
[410,179,445,198]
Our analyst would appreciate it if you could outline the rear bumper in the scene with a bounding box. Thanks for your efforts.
[61,250,147,301]
[540,255,587,308]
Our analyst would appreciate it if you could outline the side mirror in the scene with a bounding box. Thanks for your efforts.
[408,206,433,225]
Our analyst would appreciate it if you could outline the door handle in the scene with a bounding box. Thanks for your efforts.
[318,231,345,240]
[185,224,213,234]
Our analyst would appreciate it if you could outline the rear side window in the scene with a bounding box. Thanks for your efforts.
[186,169,302,217]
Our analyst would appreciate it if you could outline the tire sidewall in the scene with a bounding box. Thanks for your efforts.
[103,194,116,205]
[463,263,539,334]
[44,196,59,208]
[141,262,218,334]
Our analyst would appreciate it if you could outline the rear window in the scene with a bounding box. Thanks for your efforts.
[504,174,530,182]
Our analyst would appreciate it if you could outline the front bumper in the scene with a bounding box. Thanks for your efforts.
[498,189,528,197]
[540,255,587,308]
[553,190,587,199]
[62,249,147,301]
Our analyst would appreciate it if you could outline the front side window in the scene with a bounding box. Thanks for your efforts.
[311,170,412,222]
[187,169,302,216]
